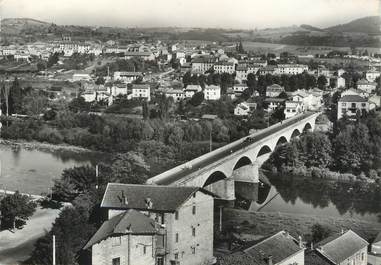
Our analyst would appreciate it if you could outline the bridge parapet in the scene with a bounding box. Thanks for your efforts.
[147,111,322,186]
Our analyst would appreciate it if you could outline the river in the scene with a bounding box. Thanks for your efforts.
[0,143,103,195]
[235,173,381,223]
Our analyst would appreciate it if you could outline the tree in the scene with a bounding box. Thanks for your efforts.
[189,91,204,106]
[68,97,90,113]
[317,75,327,90]
[311,224,332,243]
[299,132,332,168]
[0,191,37,230]
[52,166,98,202]
[47,52,60,68]
[28,207,96,265]
[22,90,49,116]
[110,152,150,184]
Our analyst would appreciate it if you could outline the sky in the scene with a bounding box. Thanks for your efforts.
[0,0,379,29]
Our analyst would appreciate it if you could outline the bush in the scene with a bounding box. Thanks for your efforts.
[37,126,64,144]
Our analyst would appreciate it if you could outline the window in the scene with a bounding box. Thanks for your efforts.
[143,245,147,255]
[192,227,196,237]
[192,205,196,215]
[175,233,179,243]
[342,103,347,107]
[175,211,179,220]
[174,253,179,260]
[361,253,364,261]
[361,103,366,107]
[351,103,356,108]
[112,258,120,265]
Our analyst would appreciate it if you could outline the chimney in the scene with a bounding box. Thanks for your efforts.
[298,235,303,248]
[266,255,273,265]
[341,228,344,235]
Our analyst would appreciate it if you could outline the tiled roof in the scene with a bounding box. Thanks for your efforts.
[305,250,333,265]
[267,84,284,91]
[316,230,368,264]
[338,95,367,103]
[132,84,150,90]
[242,231,303,265]
[101,183,201,212]
[265,98,286,102]
[83,209,158,249]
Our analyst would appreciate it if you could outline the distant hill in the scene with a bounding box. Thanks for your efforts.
[325,16,380,34]
[1,17,53,35]
[300,24,324,32]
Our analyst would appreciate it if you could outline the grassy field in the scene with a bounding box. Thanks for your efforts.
[222,208,381,242]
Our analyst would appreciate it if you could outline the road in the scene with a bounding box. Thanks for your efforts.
[153,112,316,185]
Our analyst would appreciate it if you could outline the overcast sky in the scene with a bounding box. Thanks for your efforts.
[0,0,379,29]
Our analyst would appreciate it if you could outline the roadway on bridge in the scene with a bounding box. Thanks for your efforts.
[154,112,316,186]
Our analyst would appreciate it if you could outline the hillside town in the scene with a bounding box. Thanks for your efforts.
[1,2,381,265]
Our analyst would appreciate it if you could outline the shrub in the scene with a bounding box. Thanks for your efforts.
[37,126,64,144]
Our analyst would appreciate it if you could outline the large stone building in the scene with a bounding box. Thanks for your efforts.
[84,183,215,265]
[274,64,308,75]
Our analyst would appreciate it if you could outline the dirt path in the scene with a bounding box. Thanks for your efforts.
[0,207,62,265]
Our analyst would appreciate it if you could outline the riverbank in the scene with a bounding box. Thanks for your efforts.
[0,206,62,265]
[222,208,381,242]
[0,139,103,155]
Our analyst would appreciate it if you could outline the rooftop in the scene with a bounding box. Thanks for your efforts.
[101,183,208,212]
[242,231,303,265]
[316,230,368,264]
[83,209,158,249]
[338,95,368,103]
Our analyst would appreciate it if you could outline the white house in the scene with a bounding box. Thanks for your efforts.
[337,95,369,120]
[164,89,185,102]
[204,85,221,100]
[109,84,128,97]
[266,84,285,97]
[372,232,381,255]
[357,79,377,94]
[284,101,304,119]
[132,84,150,101]
[234,102,257,116]
[184,85,202,98]
[114,72,143,83]
[366,70,380,82]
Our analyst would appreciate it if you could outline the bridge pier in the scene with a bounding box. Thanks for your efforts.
[205,179,235,201]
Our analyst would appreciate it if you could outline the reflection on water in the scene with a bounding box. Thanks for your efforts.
[235,173,381,223]
[0,144,104,195]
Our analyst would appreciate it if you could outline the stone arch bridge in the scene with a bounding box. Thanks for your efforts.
[147,112,322,200]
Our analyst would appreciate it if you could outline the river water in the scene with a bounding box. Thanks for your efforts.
[235,174,381,223]
[1,143,380,222]
[0,143,102,195]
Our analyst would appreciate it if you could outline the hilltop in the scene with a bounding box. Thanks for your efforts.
[325,16,381,34]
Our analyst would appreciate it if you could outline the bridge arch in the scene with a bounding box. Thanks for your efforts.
[256,145,272,158]
[291,128,301,139]
[233,156,253,170]
[303,122,312,133]
[276,136,288,146]
[203,171,228,187]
